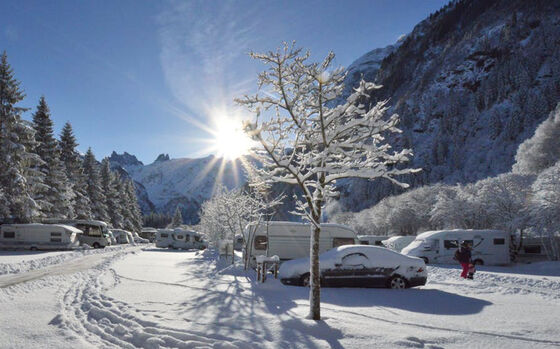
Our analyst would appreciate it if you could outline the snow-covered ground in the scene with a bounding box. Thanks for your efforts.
[1,247,559,348]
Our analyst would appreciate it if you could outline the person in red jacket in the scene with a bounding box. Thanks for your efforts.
[454,241,472,279]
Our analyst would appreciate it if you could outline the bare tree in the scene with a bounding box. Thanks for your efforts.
[236,43,418,320]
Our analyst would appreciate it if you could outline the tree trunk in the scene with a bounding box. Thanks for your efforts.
[309,218,321,320]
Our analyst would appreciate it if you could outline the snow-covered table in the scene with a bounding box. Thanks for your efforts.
[255,255,280,282]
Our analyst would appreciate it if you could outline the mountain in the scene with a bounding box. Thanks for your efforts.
[330,0,560,213]
[109,153,248,223]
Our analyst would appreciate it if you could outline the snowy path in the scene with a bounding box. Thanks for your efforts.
[0,247,143,288]
[0,248,559,348]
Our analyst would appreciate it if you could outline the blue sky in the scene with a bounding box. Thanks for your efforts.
[1,0,449,164]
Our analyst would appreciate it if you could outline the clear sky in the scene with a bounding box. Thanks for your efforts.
[1,0,449,164]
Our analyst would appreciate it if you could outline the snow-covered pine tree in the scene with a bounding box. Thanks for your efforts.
[170,205,183,227]
[124,179,143,233]
[100,158,123,228]
[237,43,419,320]
[83,148,109,222]
[32,97,74,218]
[59,122,93,219]
[114,174,133,231]
[0,52,42,222]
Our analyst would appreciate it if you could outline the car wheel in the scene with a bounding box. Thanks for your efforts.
[421,257,429,264]
[388,275,407,289]
[473,259,484,266]
[300,273,310,287]
[92,242,100,249]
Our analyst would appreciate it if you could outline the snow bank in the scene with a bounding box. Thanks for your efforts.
[0,245,136,275]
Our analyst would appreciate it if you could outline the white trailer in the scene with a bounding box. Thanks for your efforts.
[110,229,133,244]
[155,228,207,250]
[244,221,358,266]
[0,224,82,250]
[357,235,387,246]
[401,229,512,265]
[45,219,112,248]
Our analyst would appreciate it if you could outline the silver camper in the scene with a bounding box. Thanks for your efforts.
[244,221,358,266]
[155,228,207,250]
[401,229,512,265]
[45,219,112,248]
[0,224,82,250]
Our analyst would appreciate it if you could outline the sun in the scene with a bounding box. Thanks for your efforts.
[211,117,253,160]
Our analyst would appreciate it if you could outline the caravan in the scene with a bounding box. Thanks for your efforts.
[357,235,387,246]
[155,228,207,250]
[0,224,82,250]
[401,229,512,265]
[244,221,358,266]
[45,219,112,248]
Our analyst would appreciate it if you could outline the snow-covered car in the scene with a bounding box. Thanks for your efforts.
[279,245,427,289]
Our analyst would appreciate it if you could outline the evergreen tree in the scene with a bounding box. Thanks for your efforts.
[171,205,183,227]
[115,175,133,231]
[100,158,124,228]
[125,179,143,232]
[0,52,41,222]
[59,122,93,219]
[32,97,74,218]
[83,148,109,222]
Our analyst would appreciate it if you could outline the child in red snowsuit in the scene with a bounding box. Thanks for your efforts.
[454,242,472,278]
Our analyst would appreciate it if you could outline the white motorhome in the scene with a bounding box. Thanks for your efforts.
[140,227,158,242]
[357,235,387,246]
[0,224,82,250]
[45,219,112,248]
[155,228,207,250]
[244,221,358,266]
[111,229,133,244]
[382,235,417,252]
[401,229,512,265]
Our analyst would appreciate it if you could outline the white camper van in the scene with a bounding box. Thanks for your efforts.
[357,235,387,246]
[140,227,158,242]
[401,229,512,265]
[155,228,207,250]
[45,219,112,248]
[0,224,82,250]
[244,221,358,266]
[382,235,417,252]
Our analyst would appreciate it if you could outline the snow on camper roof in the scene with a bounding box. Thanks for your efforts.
[415,229,507,240]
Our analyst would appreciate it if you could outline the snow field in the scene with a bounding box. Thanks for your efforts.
[0,248,559,348]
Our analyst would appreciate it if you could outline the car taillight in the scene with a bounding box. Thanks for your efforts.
[417,267,424,273]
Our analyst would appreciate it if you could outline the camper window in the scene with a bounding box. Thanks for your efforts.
[177,235,184,239]
[333,237,355,248]
[493,238,505,245]
[254,235,267,250]
[160,233,169,238]
[444,240,458,249]
[3,231,15,239]
[50,232,61,237]
[195,236,200,242]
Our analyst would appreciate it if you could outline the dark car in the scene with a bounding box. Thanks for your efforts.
[278,245,427,289]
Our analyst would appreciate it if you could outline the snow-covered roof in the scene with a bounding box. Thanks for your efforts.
[415,229,507,240]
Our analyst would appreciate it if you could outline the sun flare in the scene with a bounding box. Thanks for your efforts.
[211,117,253,160]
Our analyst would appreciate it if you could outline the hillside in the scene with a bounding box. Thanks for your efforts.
[332,0,560,213]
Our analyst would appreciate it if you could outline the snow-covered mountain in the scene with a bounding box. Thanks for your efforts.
[114,0,560,221]
[109,152,247,223]
[332,0,560,213]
